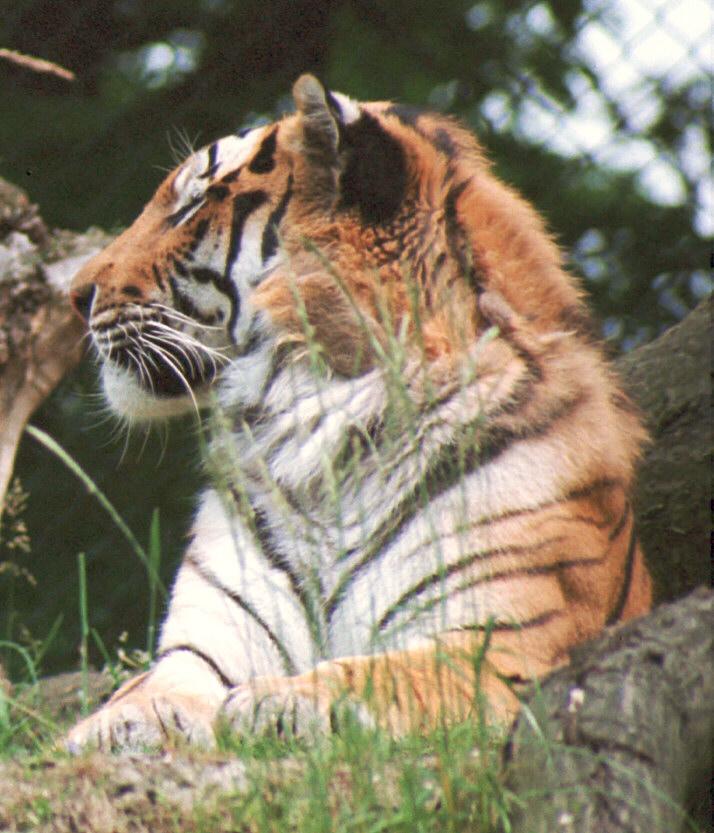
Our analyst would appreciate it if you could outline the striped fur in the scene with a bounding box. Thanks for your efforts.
[67,75,651,750]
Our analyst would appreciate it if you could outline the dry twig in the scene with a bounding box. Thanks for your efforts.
[0,48,74,82]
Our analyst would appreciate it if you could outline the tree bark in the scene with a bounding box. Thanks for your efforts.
[618,295,712,602]
[0,177,112,516]
[505,587,713,833]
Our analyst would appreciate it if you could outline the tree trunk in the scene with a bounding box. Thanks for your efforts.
[618,295,711,602]
[505,587,713,833]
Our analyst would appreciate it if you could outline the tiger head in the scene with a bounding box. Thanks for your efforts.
[71,74,584,422]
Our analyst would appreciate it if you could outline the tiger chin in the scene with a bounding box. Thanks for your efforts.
[66,74,652,752]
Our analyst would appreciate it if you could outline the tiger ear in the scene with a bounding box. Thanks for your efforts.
[292,74,342,164]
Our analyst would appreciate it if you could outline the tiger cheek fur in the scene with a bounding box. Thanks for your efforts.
[66,74,651,752]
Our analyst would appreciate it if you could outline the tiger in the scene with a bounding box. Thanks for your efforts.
[66,74,652,751]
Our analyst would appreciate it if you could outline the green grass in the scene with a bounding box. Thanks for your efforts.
[209,718,512,833]
[0,669,513,832]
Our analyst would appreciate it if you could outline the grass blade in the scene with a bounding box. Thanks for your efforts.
[25,425,165,596]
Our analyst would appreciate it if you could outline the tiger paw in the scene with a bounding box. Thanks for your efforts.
[65,690,218,753]
[220,673,374,739]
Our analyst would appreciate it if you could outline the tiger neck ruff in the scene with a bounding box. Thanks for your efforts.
[67,74,651,751]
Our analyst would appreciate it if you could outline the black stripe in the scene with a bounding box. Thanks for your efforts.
[157,644,234,688]
[248,128,278,174]
[169,253,188,277]
[185,553,296,674]
[221,167,242,184]
[207,184,230,201]
[385,102,422,128]
[453,478,623,534]
[169,277,207,324]
[240,322,265,356]
[608,502,631,541]
[605,519,638,626]
[189,218,210,252]
[250,505,325,650]
[452,608,564,633]
[261,176,293,262]
[198,142,219,180]
[386,103,458,161]
[221,190,268,336]
[167,196,204,227]
[478,300,545,388]
[375,538,580,633]
[379,553,604,638]
[152,264,166,291]
[191,267,222,285]
[168,276,219,326]
[445,179,481,294]
[327,391,584,621]
[432,128,458,158]
[330,313,546,500]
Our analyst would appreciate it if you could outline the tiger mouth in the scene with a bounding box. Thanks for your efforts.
[108,342,216,397]
[92,313,221,399]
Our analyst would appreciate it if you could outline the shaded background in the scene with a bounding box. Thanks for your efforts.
[0,0,710,677]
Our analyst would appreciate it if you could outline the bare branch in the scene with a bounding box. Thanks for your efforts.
[0,48,75,82]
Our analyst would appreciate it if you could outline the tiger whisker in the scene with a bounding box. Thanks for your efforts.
[124,317,209,383]
[142,329,228,381]
[79,329,97,349]
[166,126,200,166]
[142,319,230,362]
[131,339,164,390]
[149,303,226,332]
[142,340,202,417]
[120,323,159,392]
[146,327,219,375]
[139,331,201,377]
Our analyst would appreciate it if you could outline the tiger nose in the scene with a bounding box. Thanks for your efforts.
[70,282,97,322]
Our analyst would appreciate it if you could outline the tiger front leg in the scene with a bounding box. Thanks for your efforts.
[65,650,227,753]
[220,629,545,739]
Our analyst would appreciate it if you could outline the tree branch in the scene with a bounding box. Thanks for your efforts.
[0,177,112,515]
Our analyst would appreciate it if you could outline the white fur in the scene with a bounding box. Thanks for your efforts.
[101,363,209,421]
[171,131,265,215]
[330,91,361,124]
[160,489,317,678]
[151,331,592,675]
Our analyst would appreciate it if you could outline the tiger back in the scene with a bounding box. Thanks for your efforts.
[67,75,652,751]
